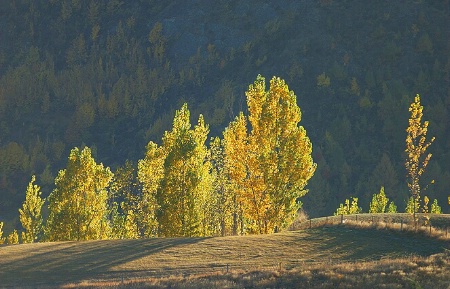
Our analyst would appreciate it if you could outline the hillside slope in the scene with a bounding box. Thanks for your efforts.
[0,0,449,222]
[0,226,448,287]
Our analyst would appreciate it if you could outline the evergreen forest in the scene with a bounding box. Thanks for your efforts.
[0,0,449,236]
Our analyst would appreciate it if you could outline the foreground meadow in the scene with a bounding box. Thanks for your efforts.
[1,225,449,288]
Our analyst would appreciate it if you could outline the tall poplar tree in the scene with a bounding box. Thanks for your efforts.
[0,221,5,244]
[45,147,113,241]
[19,175,45,243]
[223,113,248,235]
[405,95,435,223]
[224,75,316,234]
[139,104,213,237]
[137,141,165,237]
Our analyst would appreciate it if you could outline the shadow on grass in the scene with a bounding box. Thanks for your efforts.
[309,226,448,261]
[0,237,206,287]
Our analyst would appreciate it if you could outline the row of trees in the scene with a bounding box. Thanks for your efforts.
[335,94,443,219]
[0,76,316,243]
[334,186,442,216]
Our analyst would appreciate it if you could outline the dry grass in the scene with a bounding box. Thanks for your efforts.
[1,218,449,288]
[59,253,450,289]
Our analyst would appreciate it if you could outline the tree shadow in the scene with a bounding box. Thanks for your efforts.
[312,226,448,261]
[0,237,206,287]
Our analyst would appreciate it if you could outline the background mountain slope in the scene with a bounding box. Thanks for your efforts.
[0,0,449,225]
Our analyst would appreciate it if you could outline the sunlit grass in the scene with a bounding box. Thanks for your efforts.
[1,216,449,288]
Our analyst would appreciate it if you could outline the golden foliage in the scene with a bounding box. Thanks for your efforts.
[225,75,316,234]
[45,147,113,241]
[19,175,45,243]
[405,95,435,202]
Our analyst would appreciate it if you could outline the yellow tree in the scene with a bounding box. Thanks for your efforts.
[405,95,435,224]
[0,221,4,244]
[225,76,316,234]
[137,141,165,237]
[223,113,248,235]
[45,147,113,241]
[155,103,213,237]
[369,186,389,213]
[19,175,45,243]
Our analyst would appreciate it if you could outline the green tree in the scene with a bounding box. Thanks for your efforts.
[405,95,435,224]
[45,147,113,241]
[335,197,362,215]
[369,187,389,213]
[19,175,45,243]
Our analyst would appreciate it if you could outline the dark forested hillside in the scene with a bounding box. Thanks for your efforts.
[0,0,449,225]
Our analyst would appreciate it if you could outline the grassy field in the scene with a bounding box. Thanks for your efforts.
[1,221,449,288]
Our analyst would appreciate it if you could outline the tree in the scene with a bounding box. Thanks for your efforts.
[110,160,141,239]
[154,104,213,237]
[137,141,165,237]
[208,136,233,236]
[45,147,113,241]
[430,199,441,214]
[369,187,389,213]
[0,221,5,244]
[405,196,419,214]
[224,75,316,234]
[222,113,248,235]
[335,197,362,215]
[7,230,19,245]
[405,95,435,225]
[387,201,397,213]
[19,175,45,243]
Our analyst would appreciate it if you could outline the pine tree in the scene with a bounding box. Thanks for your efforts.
[45,147,113,241]
[405,95,435,224]
[19,175,45,243]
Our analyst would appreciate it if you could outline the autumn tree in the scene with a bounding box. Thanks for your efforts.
[140,104,213,237]
[45,147,113,241]
[430,199,442,214]
[405,95,435,224]
[369,187,389,213]
[222,113,248,235]
[137,142,165,237]
[224,75,316,234]
[19,175,45,243]
[0,221,5,244]
[109,161,141,239]
[7,230,19,245]
[335,197,362,215]
[209,136,236,236]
